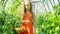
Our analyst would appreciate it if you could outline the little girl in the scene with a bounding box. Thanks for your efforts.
[15,0,36,34]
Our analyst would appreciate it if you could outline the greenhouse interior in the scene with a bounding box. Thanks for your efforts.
[0,0,60,34]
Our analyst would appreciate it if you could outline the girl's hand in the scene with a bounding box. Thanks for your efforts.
[25,20,30,24]
[15,27,25,32]
[22,20,25,24]
[22,20,25,23]
[22,20,30,24]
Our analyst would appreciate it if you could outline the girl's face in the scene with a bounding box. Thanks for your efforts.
[25,2,30,11]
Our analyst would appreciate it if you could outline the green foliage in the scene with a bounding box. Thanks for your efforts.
[36,5,60,34]
[0,0,60,34]
[0,0,23,34]
[0,10,21,34]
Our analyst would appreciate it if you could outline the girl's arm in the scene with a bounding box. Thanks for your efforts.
[32,12,36,34]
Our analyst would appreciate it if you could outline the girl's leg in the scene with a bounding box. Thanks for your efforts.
[26,27,30,34]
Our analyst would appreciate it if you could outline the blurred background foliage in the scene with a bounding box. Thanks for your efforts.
[36,4,60,34]
[0,0,23,34]
[0,0,60,34]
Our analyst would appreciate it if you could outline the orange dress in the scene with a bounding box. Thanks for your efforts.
[18,12,33,34]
